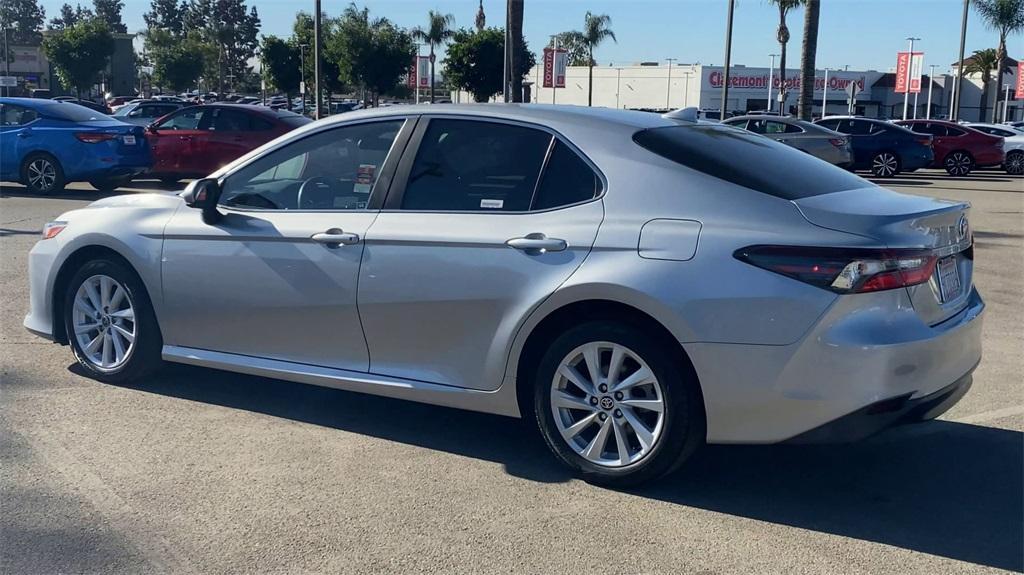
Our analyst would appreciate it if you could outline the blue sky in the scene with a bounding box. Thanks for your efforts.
[42,0,1014,71]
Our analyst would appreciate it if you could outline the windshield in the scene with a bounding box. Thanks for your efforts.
[633,124,871,200]
[112,104,134,117]
[44,102,108,122]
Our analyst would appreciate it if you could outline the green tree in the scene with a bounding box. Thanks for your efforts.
[554,31,592,67]
[1,0,46,44]
[92,0,126,33]
[973,0,1024,122]
[444,27,534,103]
[797,0,819,120]
[329,4,413,106]
[411,10,454,102]
[768,0,803,113]
[260,34,299,100]
[150,30,206,91]
[965,48,1000,122]
[48,3,93,30]
[291,11,344,100]
[563,12,616,106]
[42,18,114,97]
[143,0,187,35]
[183,0,261,92]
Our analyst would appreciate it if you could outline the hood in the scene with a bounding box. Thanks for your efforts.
[86,191,184,211]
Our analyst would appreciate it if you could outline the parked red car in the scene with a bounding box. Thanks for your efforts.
[894,119,1004,176]
[145,104,311,183]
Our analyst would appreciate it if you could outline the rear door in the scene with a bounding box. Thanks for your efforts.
[204,108,273,173]
[358,117,605,391]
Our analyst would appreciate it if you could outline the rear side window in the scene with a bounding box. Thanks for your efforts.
[816,119,840,131]
[533,141,602,210]
[633,125,870,200]
[401,119,550,211]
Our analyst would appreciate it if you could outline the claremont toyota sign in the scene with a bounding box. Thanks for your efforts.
[703,67,872,96]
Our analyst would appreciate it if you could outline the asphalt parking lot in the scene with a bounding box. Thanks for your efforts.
[1,172,1021,575]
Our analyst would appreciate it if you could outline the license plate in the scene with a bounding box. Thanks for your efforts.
[937,256,961,302]
[122,135,136,145]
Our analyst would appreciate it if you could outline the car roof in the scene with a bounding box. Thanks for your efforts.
[311,103,679,133]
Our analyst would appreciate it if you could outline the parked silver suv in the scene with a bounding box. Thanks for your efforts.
[25,105,984,485]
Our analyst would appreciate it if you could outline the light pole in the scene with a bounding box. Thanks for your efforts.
[821,67,829,118]
[299,44,308,115]
[682,70,693,107]
[549,34,558,105]
[926,64,936,119]
[1003,85,1012,123]
[3,27,9,97]
[720,0,736,119]
[952,0,968,121]
[902,37,920,121]
[666,58,676,109]
[314,0,323,118]
[767,54,778,112]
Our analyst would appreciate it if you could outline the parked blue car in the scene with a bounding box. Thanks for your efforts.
[0,97,151,193]
[814,116,934,177]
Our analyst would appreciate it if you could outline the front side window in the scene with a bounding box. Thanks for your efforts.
[157,108,205,130]
[401,119,551,211]
[219,120,404,210]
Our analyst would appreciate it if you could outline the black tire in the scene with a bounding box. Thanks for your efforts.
[63,258,163,384]
[1004,150,1024,176]
[870,151,901,177]
[944,151,974,176]
[20,152,66,194]
[533,321,705,487]
[89,175,132,192]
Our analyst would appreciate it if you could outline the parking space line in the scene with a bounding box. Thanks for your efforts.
[951,405,1024,425]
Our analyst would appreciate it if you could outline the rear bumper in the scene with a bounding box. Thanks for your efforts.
[783,367,975,443]
[688,285,985,443]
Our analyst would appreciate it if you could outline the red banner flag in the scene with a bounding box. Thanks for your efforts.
[1016,62,1024,99]
[894,52,910,94]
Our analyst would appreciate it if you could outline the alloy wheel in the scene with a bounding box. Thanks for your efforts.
[27,158,56,192]
[872,153,898,177]
[550,341,666,468]
[72,274,137,371]
[945,152,972,176]
[1006,152,1024,176]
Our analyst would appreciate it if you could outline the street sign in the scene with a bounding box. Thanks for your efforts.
[300,81,306,94]
[909,52,924,93]
[0,76,16,87]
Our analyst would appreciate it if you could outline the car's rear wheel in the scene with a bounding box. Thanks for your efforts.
[871,151,900,177]
[89,176,133,192]
[533,321,703,486]
[21,153,65,194]
[944,151,974,176]
[63,258,162,383]
[1004,150,1024,176]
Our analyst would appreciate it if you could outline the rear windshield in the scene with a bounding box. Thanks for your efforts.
[633,124,870,200]
[43,102,108,122]
[281,115,313,128]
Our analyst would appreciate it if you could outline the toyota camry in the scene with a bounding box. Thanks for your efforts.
[24,105,984,485]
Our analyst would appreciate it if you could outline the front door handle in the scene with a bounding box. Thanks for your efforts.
[506,233,567,254]
[311,228,360,248]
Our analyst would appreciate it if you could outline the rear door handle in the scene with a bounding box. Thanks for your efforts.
[506,233,567,254]
[311,228,360,248]
[17,131,30,138]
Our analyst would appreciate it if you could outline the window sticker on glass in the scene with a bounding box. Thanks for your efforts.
[354,164,376,194]
[480,199,504,209]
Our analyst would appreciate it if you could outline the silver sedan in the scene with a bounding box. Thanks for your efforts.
[24,104,984,485]
[723,115,853,167]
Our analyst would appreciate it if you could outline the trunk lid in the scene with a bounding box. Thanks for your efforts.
[793,186,973,325]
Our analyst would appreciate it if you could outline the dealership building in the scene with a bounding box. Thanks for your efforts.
[483,60,1020,122]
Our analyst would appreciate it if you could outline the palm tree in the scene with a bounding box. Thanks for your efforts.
[973,0,1024,122]
[797,0,819,120]
[412,11,455,103]
[768,0,803,113]
[566,12,616,106]
[965,48,1000,122]
[508,0,524,102]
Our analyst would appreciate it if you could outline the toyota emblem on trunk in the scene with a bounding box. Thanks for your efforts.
[957,215,969,242]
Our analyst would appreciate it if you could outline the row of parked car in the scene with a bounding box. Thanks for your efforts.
[720,114,1023,177]
[0,97,311,193]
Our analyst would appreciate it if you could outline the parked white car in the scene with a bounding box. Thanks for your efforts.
[967,123,1024,175]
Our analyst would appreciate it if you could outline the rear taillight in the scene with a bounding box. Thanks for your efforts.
[75,132,117,144]
[734,245,938,294]
[916,137,932,147]
[829,138,847,147]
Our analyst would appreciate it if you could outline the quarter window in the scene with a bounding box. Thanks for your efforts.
[533,141,602,210]
[400,119,551,211]
[219,120,404,210]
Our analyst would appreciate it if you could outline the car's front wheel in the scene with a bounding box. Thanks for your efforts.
[1004,150,1024,176]
[533,321,704,486]
[944,151,974,176]
[871,151,901,177]
[63,258,163,383]
[21,153,66,194]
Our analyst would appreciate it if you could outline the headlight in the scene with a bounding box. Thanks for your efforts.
[41,221,67,240]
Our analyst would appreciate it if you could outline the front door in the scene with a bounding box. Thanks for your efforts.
[148,107,207,176]
[0,103,37,179]
[359,117,605,390]
[160,118,412,370]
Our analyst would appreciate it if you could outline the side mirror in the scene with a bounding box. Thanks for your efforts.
[146,123,158,134]
[183,178,223,224]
